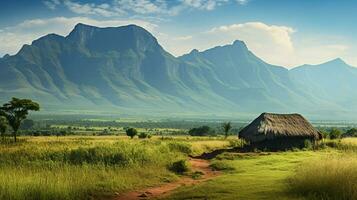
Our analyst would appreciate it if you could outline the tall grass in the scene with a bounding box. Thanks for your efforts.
[288,156,357,200]
[0,165,175,200]
[289,138,357,200]
[0,137,186,200]
[321,138,357,152]
[0,136,240,200]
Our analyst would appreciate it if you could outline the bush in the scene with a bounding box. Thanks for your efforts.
[169,160,189,174]
[138,132,148,139]
[303,139,313,150]
[126,128,137,139]
[329,128,342,139]
[189,126,214,136]
[319,130,329,139]
[167,142,192,154]
[343,128,357,137]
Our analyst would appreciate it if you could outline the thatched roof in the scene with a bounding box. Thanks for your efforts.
[239,113,322,143]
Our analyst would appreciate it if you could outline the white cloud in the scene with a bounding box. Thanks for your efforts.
[44,0,246,17]
[182,0,229,11]
[114,0,168,14]
[0,17,157,56]
[63,1,124,17]
[236,0,248,5]
[161,22,356,68]
[204,22,296,66]
[43,0,60,10]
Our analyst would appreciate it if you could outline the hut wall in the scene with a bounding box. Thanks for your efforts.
[249,137,315,151]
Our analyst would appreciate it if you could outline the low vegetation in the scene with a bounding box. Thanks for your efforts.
[0,99,355,200]
[166,138,357,200]
[0,136,239,200]
[288,155,357,200]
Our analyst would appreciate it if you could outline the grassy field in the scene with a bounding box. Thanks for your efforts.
[0,136,356,200]
[165,138,357,200]
[0,136,238,200]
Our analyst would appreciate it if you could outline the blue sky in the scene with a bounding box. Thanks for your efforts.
[0,0,356,67]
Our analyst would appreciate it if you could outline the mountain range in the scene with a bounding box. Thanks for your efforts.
[0,23,356,119]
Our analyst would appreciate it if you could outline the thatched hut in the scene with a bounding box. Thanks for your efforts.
[239,113,322,150]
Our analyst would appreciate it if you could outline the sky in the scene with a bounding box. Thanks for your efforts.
[0,0,357,68]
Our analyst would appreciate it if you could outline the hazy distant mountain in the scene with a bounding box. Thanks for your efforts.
[290,58,357,112]
[179,41,314,112]
[0,24,236,113]
[0,23,356,119]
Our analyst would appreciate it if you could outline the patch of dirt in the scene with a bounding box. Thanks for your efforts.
[113,158,220,200]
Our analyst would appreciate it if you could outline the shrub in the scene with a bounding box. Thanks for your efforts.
[169,160,189,174]
[188,126,214,136]
[319,130,329,139]
[138,132,148,139]
[343,128,357,137]
[303,139,313,150]
[126,128,137,139]
[329,128,342,139]
[167,142,192,154]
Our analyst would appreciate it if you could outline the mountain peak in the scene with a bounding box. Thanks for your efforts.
[189,49,199,54]
[327,58,346,65]
[73,23,97,30]
[233,40,247,47]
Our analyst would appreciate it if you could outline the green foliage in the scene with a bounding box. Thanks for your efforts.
[169,160,189,174]
[222,122,232,139]
[167,142,192,154]
[0,98,40,142]
[188,126,214,136]
[329,128,342,139]
[303,139,313,150]
[210,160,235,171]
[126,128,137,139]
[344,128,357,137]
[319,130,329,139]
[138,132,149,139]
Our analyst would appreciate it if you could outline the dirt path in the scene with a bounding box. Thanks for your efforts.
[113,158,220,200]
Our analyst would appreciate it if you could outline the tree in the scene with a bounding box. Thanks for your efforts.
[222,122,232,139]
[188,126,212,136]
[329,128,342,140]
[0,98,40,142]
[126,128,137,139]
[344,128,357,137]
[0,116,7,140]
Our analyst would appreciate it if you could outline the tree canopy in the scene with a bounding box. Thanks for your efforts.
[0,98,40,142]
[222,122,232,138]
[126,128,138,139]
[188,126,214,136]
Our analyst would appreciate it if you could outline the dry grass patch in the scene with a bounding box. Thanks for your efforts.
[288,154,357,200]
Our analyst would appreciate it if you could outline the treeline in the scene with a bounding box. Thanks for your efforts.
[40,119,246,130]
[318,127,357,139]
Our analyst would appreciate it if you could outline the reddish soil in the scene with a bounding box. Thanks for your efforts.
[113,158,220,200]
